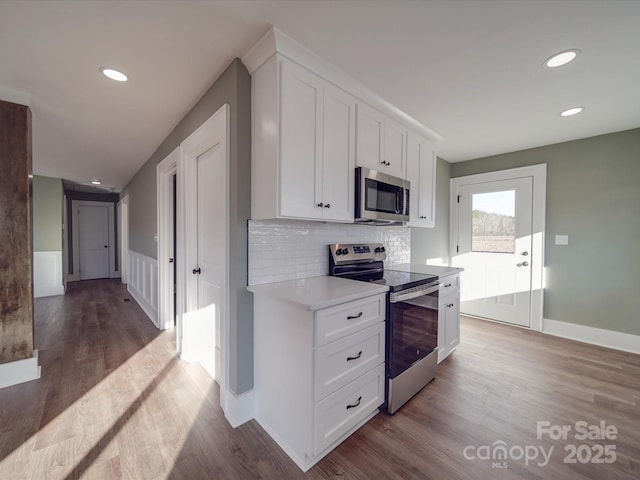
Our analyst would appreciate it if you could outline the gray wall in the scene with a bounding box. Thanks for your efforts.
[451,128,640,336]
[121,58,253,395]
[33,175,63,251]
[411,157,452,265]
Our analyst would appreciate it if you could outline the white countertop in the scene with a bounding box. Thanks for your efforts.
[386,263,463,277]
[247,276,389,311]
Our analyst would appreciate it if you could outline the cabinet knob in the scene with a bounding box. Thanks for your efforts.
[192,267,201,275]
[324,203,331,208]
[317,202,324,208]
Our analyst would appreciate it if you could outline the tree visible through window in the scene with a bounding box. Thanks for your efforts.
[471,190,515,253]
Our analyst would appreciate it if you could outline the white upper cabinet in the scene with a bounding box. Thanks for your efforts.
[247,29,441,224]
[252,55,356,223]
[406,131,437,228]
[321,83,356,222]
[356,102,407,179]
[279,58,324,219]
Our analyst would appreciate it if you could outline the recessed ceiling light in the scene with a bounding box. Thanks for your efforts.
[544,49,580,68]
[100,67,128,82]
[91,179,102,185]
[560,107,583,117]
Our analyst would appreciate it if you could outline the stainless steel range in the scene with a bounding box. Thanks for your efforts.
[329,243,441,413]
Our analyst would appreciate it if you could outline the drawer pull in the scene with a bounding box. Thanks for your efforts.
[346,396,362,410]
[347,312,363,320]
[346,351,363,362]
[444,283,452,288]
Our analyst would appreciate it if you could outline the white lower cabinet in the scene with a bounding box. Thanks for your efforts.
[438,274,461,363]
[253,291,386,471]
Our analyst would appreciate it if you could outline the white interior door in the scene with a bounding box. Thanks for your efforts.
[180,107,228,387]
[78,205,109,280]
[454,177,533,327]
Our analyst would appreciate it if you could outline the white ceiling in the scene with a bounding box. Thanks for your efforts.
[1,1,639,191]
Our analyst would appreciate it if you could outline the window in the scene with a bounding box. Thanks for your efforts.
[471,190,515,253]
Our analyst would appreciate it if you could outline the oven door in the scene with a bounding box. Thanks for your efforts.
[388,293,438,379]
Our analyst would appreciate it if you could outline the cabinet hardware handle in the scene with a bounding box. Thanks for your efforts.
[169,258,174,263]
[347,312,363,320]
[346,351,363,361]
[192,267,201,275]
[521,251,529,256]
[324,203,331,208]
[346,396,362,410]
[317,202,324,207]
[444,283,452,288]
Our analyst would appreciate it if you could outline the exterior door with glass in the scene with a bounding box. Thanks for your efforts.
[454,177,533,327]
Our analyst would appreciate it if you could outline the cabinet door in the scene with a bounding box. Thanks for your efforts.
[322,84,356,222]
[383,117,407,179]
[438,292,460,363]
[279,59,324,219]
[406,131,437,227]
[356,102,384,171]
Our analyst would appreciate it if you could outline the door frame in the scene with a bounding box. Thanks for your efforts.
[119,195,129,284]
[157,147,179,331]
[156,104,230,405]
[70,199,117,281]
[450,164,546,331]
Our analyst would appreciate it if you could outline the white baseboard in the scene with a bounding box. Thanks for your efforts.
[543,318,640,355]
[0,350,41,389]
[34,251,65,298]
[221,388,254,428]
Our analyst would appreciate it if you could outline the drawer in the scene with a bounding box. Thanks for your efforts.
[314,363,385,454]
[314,322,385,401]
[440,274,459,296]
[315,293,386,347]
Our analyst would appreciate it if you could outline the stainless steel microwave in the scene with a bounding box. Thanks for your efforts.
[355,167,410,224]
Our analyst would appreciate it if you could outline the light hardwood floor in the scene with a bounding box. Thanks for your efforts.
[1,280,638,479]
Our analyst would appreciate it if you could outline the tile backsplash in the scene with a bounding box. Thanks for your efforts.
[248,219,410,285]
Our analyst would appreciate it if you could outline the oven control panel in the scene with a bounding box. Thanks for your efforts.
[329,243,387,265]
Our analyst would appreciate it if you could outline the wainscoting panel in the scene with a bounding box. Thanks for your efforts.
[127,250,158,327]
[33,251,65,298]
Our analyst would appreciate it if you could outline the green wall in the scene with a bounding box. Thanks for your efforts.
[121,58,253,395]
[451,128,640,336]
[33,175,63,251]
[411,157,452,265]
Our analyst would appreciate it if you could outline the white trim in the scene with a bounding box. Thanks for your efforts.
[221,388,255,428]
[543,318,640,355]
[119,195,129,284]
[0,86,31,106]
[126,250,158,327]
[450,164,547,331]
[33,251,65,297]
[0,350,41,389]
[70,199,118,280]
[157,148,179,331]
[242,27,442,143]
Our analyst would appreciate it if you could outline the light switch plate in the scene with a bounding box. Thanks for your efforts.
[555,235,569,245]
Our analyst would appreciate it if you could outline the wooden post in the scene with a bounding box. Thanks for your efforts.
[0,99,34,365]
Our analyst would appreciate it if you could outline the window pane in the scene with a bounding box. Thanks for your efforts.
[471,190,515,253]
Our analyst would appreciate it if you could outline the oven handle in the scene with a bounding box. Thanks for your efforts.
[390,282,441,303]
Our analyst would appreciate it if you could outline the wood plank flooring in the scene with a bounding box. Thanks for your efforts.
[1,279,639,479]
